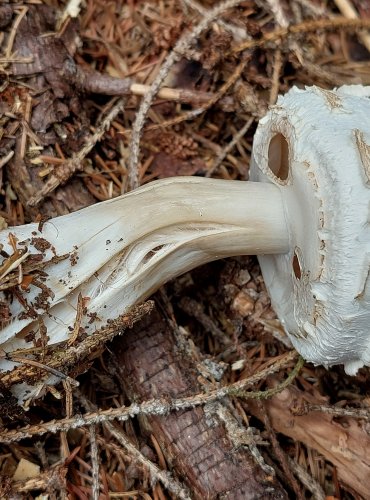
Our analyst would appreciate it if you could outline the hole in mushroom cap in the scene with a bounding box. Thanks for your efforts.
[268,133,289,181]
[293,250,302,280]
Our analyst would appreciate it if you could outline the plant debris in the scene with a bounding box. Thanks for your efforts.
[1,0,370,498]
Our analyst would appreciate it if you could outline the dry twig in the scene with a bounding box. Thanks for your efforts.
[128,0,251,190]
[287,457,326,500]
[333,0,370,52]
[89,425,100,500]
[0,350,300,443]
[232,17,370,53]
[206,118,254,177]
[27,98,126,206]
[78,392,192,500]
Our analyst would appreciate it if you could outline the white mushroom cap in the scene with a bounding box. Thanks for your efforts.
[250,85,370,375]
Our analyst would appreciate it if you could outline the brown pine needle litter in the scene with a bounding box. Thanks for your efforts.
[1,0,370,498]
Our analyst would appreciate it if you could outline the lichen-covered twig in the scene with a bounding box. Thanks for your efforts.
[77,392,192,500]
[89,425,100,500]
[0,350,299,443]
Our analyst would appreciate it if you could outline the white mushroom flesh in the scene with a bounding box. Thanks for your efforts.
[0,178,288,401]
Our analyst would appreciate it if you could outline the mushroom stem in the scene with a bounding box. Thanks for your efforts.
[1,177,288,354]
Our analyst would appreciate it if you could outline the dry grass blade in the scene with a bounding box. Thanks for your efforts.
[78,392,192,500]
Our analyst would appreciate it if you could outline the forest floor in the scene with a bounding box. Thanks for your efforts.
[1,0,370,498]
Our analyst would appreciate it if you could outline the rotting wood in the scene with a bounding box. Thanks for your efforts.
[247,383,370,498]
[3,4,96,219]
[112,307,288,499]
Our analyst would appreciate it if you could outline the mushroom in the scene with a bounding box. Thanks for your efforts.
[1,84,370,402]
[251,84,370,375]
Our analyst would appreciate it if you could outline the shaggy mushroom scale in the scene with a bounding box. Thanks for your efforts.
[250,85,370,375]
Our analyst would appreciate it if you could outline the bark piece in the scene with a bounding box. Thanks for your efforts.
[150,152,205,178]
[11,5,78,81]
[247,385,370,498]
[4,4,96,218]
[113,308,287,499]
[0,5,12,29]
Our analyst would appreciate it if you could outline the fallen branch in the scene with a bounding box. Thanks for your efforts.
[111,308,290,498]
[0,349,299,443]
[0,301,153,389]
